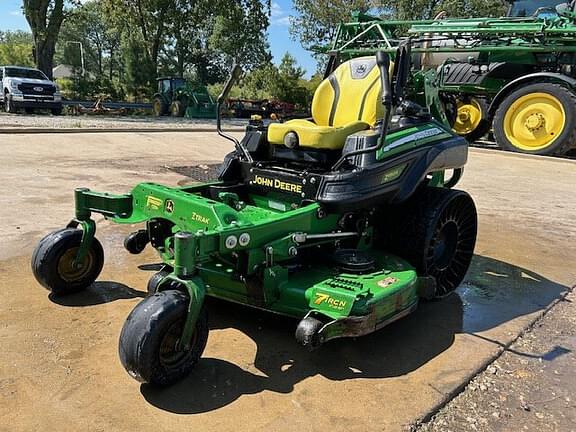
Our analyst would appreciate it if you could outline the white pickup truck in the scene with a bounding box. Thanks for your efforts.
[1,65,63,115]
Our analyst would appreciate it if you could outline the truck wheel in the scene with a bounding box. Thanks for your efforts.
[453,97,490,143]
[493,83,576,155]
[119,290,208,386]
[381,187,477,298]
[170,100,185,117]
[31,228,104,295]
[4,93,17,114]
[152,96,168,116]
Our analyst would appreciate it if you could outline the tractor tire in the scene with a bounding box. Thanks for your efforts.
[493,83,576,156]
[152,96,168,117]
[170,100,185,117]
[380,187,477,298]
[31,228,104,296]
[119,290,208,386]
[51,107,63,116]
[453,97,491,143]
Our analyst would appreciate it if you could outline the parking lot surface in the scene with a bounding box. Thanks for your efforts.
[0,132,574,431]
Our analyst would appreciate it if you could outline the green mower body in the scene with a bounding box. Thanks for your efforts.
[33,48,478,386]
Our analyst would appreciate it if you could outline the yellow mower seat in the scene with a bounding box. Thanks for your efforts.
[268,56,385,150]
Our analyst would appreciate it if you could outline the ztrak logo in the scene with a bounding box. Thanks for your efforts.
[165,199,175,213]
[314,293,347,310]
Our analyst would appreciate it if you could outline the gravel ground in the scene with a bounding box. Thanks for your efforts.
[414,288,576,432]
[0,112,246,129]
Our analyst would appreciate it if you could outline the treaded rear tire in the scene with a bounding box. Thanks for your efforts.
[380,187,477,298]
[119,290,208,386]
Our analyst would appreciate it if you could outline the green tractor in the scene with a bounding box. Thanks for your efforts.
[152,77,217,119]
[32,45,478,386]
[329,1,576,155]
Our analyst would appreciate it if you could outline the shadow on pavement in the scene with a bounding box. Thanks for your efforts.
[49,281,146,306]
[140,254,568,414]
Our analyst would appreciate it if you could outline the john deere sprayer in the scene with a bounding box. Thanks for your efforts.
[328,0,576,155]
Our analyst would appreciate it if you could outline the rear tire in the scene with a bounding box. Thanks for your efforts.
[31,228,104,295]
[493,83,576,156]
[381,187,477,297]
[153,96,168,117]
[119,290,208,386]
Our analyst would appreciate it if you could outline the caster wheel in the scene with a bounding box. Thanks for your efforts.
[295,316,324,351]
[124,230,148,254]
[147,268,173,295]
[119,290,209,386]
[31,228,104,296]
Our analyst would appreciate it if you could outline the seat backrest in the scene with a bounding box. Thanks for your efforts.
[312,56,384,127]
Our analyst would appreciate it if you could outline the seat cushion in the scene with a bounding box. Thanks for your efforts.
[268,119,370,150]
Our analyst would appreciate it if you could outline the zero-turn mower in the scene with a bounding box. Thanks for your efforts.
[32,45,478,386]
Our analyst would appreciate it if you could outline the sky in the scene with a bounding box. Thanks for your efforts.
[0,0,317,76]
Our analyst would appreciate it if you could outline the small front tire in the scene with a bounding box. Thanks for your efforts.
[119,290,208,386]
[31,228,104,295]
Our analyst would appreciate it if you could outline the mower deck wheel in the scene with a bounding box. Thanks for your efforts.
[295,316,324,351]
[119,290,208,386]
[31,228,104,295]
[124,230,148,255]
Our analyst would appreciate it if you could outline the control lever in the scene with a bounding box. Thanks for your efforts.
[376,50,394,148]
[217,65,252,162]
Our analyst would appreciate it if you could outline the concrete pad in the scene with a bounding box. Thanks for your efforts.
[0,133,574,431]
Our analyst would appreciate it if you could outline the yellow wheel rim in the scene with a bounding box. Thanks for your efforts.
[503,92,566,151]
[453,99,483,135]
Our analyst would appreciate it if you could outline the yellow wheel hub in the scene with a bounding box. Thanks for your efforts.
[58,248,94,282]
[453,99,483,135]
[503,92,566,151]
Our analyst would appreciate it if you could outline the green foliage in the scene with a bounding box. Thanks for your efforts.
[291,0,378,52]
[122,35,156,99]
[383,0,508,20]
[56,75,126,100]
[23,0,80,77]
[209,53,319,109]
[0,31,34,66]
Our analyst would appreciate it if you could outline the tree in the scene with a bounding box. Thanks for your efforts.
[270,53,309,107]
[384,0,507,20]
[0,31,35,66]
[290,0,377,54]
[23,0,79,78]
[57,1,120,77]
